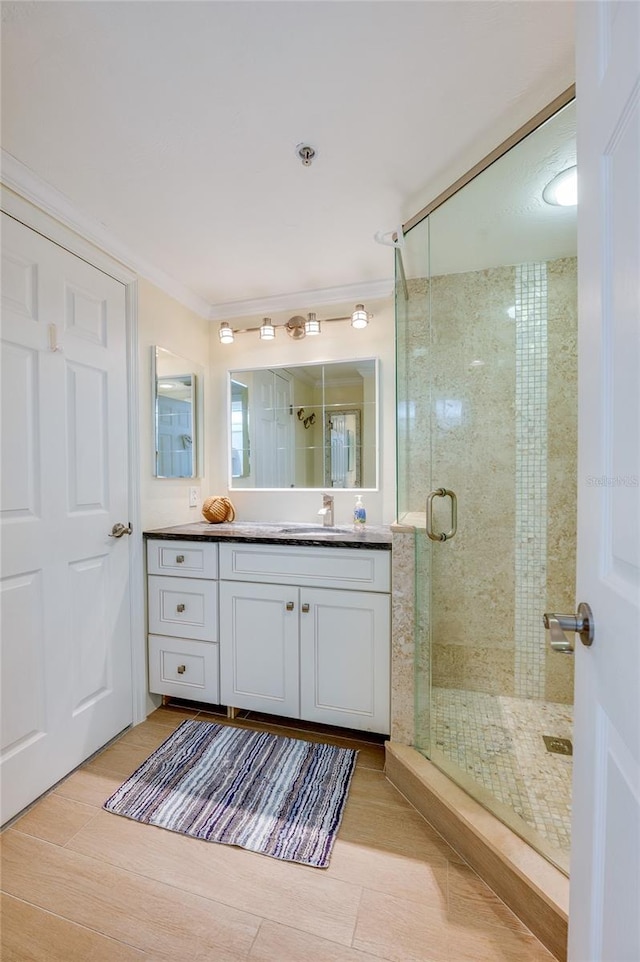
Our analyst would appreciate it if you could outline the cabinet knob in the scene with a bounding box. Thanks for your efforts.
[176,555,185,564]
[176,664,186,674]
[286,601,295,611]
[301,603,310,613]
[176,603,185,613]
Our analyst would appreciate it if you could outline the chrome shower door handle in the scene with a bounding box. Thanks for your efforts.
[426,488,458,542]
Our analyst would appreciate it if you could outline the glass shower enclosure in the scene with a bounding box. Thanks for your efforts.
[396,99,577,872]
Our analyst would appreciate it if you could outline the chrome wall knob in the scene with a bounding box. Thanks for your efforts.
[543,602,594,653]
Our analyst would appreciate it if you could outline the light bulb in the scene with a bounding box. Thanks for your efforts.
[260,318,275,340]
[305,312,321,335]
[543,166,577,207]
[219,322,234,344]
[351,304,368,329]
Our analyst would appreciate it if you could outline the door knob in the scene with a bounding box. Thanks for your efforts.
[109,522,132,538]
[543,602,594,653]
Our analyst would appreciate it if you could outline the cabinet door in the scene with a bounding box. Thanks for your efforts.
[300,588,390,734]
[148,635,220,704]
[147,540,218,579]
[219,581,299,716]
[148,575,218,642]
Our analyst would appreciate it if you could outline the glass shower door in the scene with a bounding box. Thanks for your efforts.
[397,100,578,872]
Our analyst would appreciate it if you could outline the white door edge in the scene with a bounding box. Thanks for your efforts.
[1,186,146,728]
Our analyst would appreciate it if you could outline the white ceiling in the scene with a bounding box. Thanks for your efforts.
[1,1,575,317]
[403,100,577,278]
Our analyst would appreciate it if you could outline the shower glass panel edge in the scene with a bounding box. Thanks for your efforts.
[395,224,432,758]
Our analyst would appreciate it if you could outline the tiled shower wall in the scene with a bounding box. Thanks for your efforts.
[429,266,517,697]
[394,257,577,724]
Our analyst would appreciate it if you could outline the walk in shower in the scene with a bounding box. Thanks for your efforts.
[396,97,577,873]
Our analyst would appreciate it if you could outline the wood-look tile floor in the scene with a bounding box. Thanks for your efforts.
[1,705,557,962]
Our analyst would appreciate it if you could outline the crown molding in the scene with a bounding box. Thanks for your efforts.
[1,151,394,323]
[1,150,211,318]
[208,278,395,321]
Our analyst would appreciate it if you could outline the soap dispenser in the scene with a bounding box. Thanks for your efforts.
[353,495,366,529]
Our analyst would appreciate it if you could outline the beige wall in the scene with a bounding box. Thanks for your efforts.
[138,278,212,530]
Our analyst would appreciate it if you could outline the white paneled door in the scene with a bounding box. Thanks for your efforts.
[570,2,640,959]
[0,213,133,823]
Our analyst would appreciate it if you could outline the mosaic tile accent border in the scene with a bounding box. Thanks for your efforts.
[515,263,548,698]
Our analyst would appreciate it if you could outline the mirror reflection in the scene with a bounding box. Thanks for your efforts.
[152,346,200,478]
[229,359,377,489]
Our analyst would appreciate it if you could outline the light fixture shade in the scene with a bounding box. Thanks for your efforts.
[542,165,577,206]
[219,322,234,344]
[351,304,368,329]
[260,317,276,340]
[305,312,321,335]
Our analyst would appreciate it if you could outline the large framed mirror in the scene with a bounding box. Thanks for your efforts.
[228,358,378,489]
[152,346,203,478]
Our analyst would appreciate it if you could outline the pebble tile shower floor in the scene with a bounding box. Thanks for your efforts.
[432,688,573,857]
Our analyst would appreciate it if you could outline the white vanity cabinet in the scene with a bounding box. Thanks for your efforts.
[146,540,220,703]
[218,580,300,717]
[219,542,391,733]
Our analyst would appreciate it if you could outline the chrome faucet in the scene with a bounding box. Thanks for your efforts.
[318,493,334,527]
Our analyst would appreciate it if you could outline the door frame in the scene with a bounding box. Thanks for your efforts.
[1,183,146,729]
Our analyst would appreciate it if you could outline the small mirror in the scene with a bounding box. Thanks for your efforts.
[152,346,201,478]
[230,378,250,479]
[228,359,378,490]
[325,409,361,487]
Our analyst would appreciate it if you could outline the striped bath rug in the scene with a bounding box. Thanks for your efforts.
[103,720,357,868]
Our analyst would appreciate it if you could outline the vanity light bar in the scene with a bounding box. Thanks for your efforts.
[217,305,371,344]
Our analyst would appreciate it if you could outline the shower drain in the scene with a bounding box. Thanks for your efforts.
[543,735,573,756]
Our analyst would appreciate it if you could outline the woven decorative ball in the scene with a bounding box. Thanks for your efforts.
[202,496,236,524]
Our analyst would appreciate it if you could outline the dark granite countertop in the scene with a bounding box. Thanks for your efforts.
[143,521,392,550]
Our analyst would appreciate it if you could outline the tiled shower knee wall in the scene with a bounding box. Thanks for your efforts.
[515,263,548,698]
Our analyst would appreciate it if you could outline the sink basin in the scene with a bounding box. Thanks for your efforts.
[278,525,345,533]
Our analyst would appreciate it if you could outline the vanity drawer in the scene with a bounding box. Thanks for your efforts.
[219,543,390,592]
[147,540,218,579]
[148,574,218,641]
[148,635,220,703]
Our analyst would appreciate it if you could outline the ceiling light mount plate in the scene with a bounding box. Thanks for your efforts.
[296,144,316,167]
[285,315,307,338]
